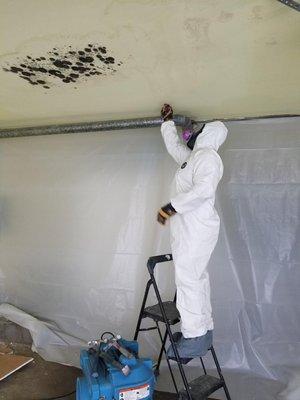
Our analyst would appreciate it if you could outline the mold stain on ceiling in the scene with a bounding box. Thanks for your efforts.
[2,44,123,90]
[0,0,299,128]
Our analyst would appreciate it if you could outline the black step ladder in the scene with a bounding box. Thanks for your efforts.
[134,254,232,400]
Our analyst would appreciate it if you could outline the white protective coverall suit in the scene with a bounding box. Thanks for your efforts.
[161,120,228,338]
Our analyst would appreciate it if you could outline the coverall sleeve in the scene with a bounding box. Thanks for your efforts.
[171,153,221,214]
[161,120,191,166]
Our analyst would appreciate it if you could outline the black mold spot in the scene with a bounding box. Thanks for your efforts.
[10,66,23,73]
[96,54,105,62]
[104,56,115,64]
[53,59,71,69]
[2,43,124,89]
[21,71,34,76]
[71,66,89,73]
[79,56,94,63]
[48,69,64,77]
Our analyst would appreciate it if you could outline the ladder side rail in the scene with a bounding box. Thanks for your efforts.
[156,274,178,373]
[210,347,232,400]
[155,321,179,394]
[147,257,193,400]
[200,358,207,375]
[156,327,168,374]
[134,279,153,340]
[155,281,179,374]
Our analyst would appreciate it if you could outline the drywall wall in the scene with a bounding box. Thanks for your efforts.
[0,0,299,128]
[1,118,300,400]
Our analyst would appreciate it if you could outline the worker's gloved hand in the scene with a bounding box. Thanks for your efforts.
[157,203,177,225]
[161,104,173,122]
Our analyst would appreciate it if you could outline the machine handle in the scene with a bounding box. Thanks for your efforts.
[99,351,130,376]
[147,254,173,274]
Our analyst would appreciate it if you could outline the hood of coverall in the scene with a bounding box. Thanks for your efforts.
[193,121,228,152]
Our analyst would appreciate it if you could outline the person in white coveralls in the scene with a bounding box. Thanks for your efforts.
[157,104,228,361]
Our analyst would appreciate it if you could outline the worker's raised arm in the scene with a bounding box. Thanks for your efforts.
[160,104,191,165]
[161,121,191,165]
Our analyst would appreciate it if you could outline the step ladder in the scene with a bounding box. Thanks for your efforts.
[134,254,232,400]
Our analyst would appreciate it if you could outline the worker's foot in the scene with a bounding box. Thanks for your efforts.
[167,332,192,364]
[167,330,213,362]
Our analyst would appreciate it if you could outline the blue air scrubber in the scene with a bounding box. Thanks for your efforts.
[76,333,155,400]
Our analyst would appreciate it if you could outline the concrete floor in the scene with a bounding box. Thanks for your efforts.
[0,343,80,400]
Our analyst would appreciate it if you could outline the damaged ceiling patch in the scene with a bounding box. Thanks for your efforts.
[2,44,123,89]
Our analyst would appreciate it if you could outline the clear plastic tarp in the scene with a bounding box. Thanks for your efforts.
[0,117,300,399]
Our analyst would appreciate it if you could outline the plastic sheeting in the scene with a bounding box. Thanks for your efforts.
[0,303,84,366]
[0,117,300,399]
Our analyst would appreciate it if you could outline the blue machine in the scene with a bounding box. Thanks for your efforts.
[76,334,155,400]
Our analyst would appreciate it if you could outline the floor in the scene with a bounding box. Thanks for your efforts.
[0,317,288,400]
[0,343,222,400]
[0,343,79,400]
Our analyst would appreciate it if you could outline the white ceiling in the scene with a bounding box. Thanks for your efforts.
[0,0,299,128]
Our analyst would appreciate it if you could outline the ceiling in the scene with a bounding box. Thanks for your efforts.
[0,0,299,128]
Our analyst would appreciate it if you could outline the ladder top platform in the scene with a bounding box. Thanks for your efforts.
[143,301,180,325]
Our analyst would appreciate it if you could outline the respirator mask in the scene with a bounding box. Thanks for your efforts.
[182,124,205,150]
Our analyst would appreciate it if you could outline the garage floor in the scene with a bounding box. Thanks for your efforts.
[0,343,79,400]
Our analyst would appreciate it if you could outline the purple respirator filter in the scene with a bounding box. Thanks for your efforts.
[182,129,193,143]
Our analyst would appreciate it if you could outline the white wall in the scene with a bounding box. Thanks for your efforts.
[1,118,300,391]
[0,128,176,340]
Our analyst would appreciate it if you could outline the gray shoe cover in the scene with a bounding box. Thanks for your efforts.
[167,330,213,360]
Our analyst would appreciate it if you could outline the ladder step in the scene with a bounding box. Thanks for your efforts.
[179,375,224,400]
[143,301,180,325]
